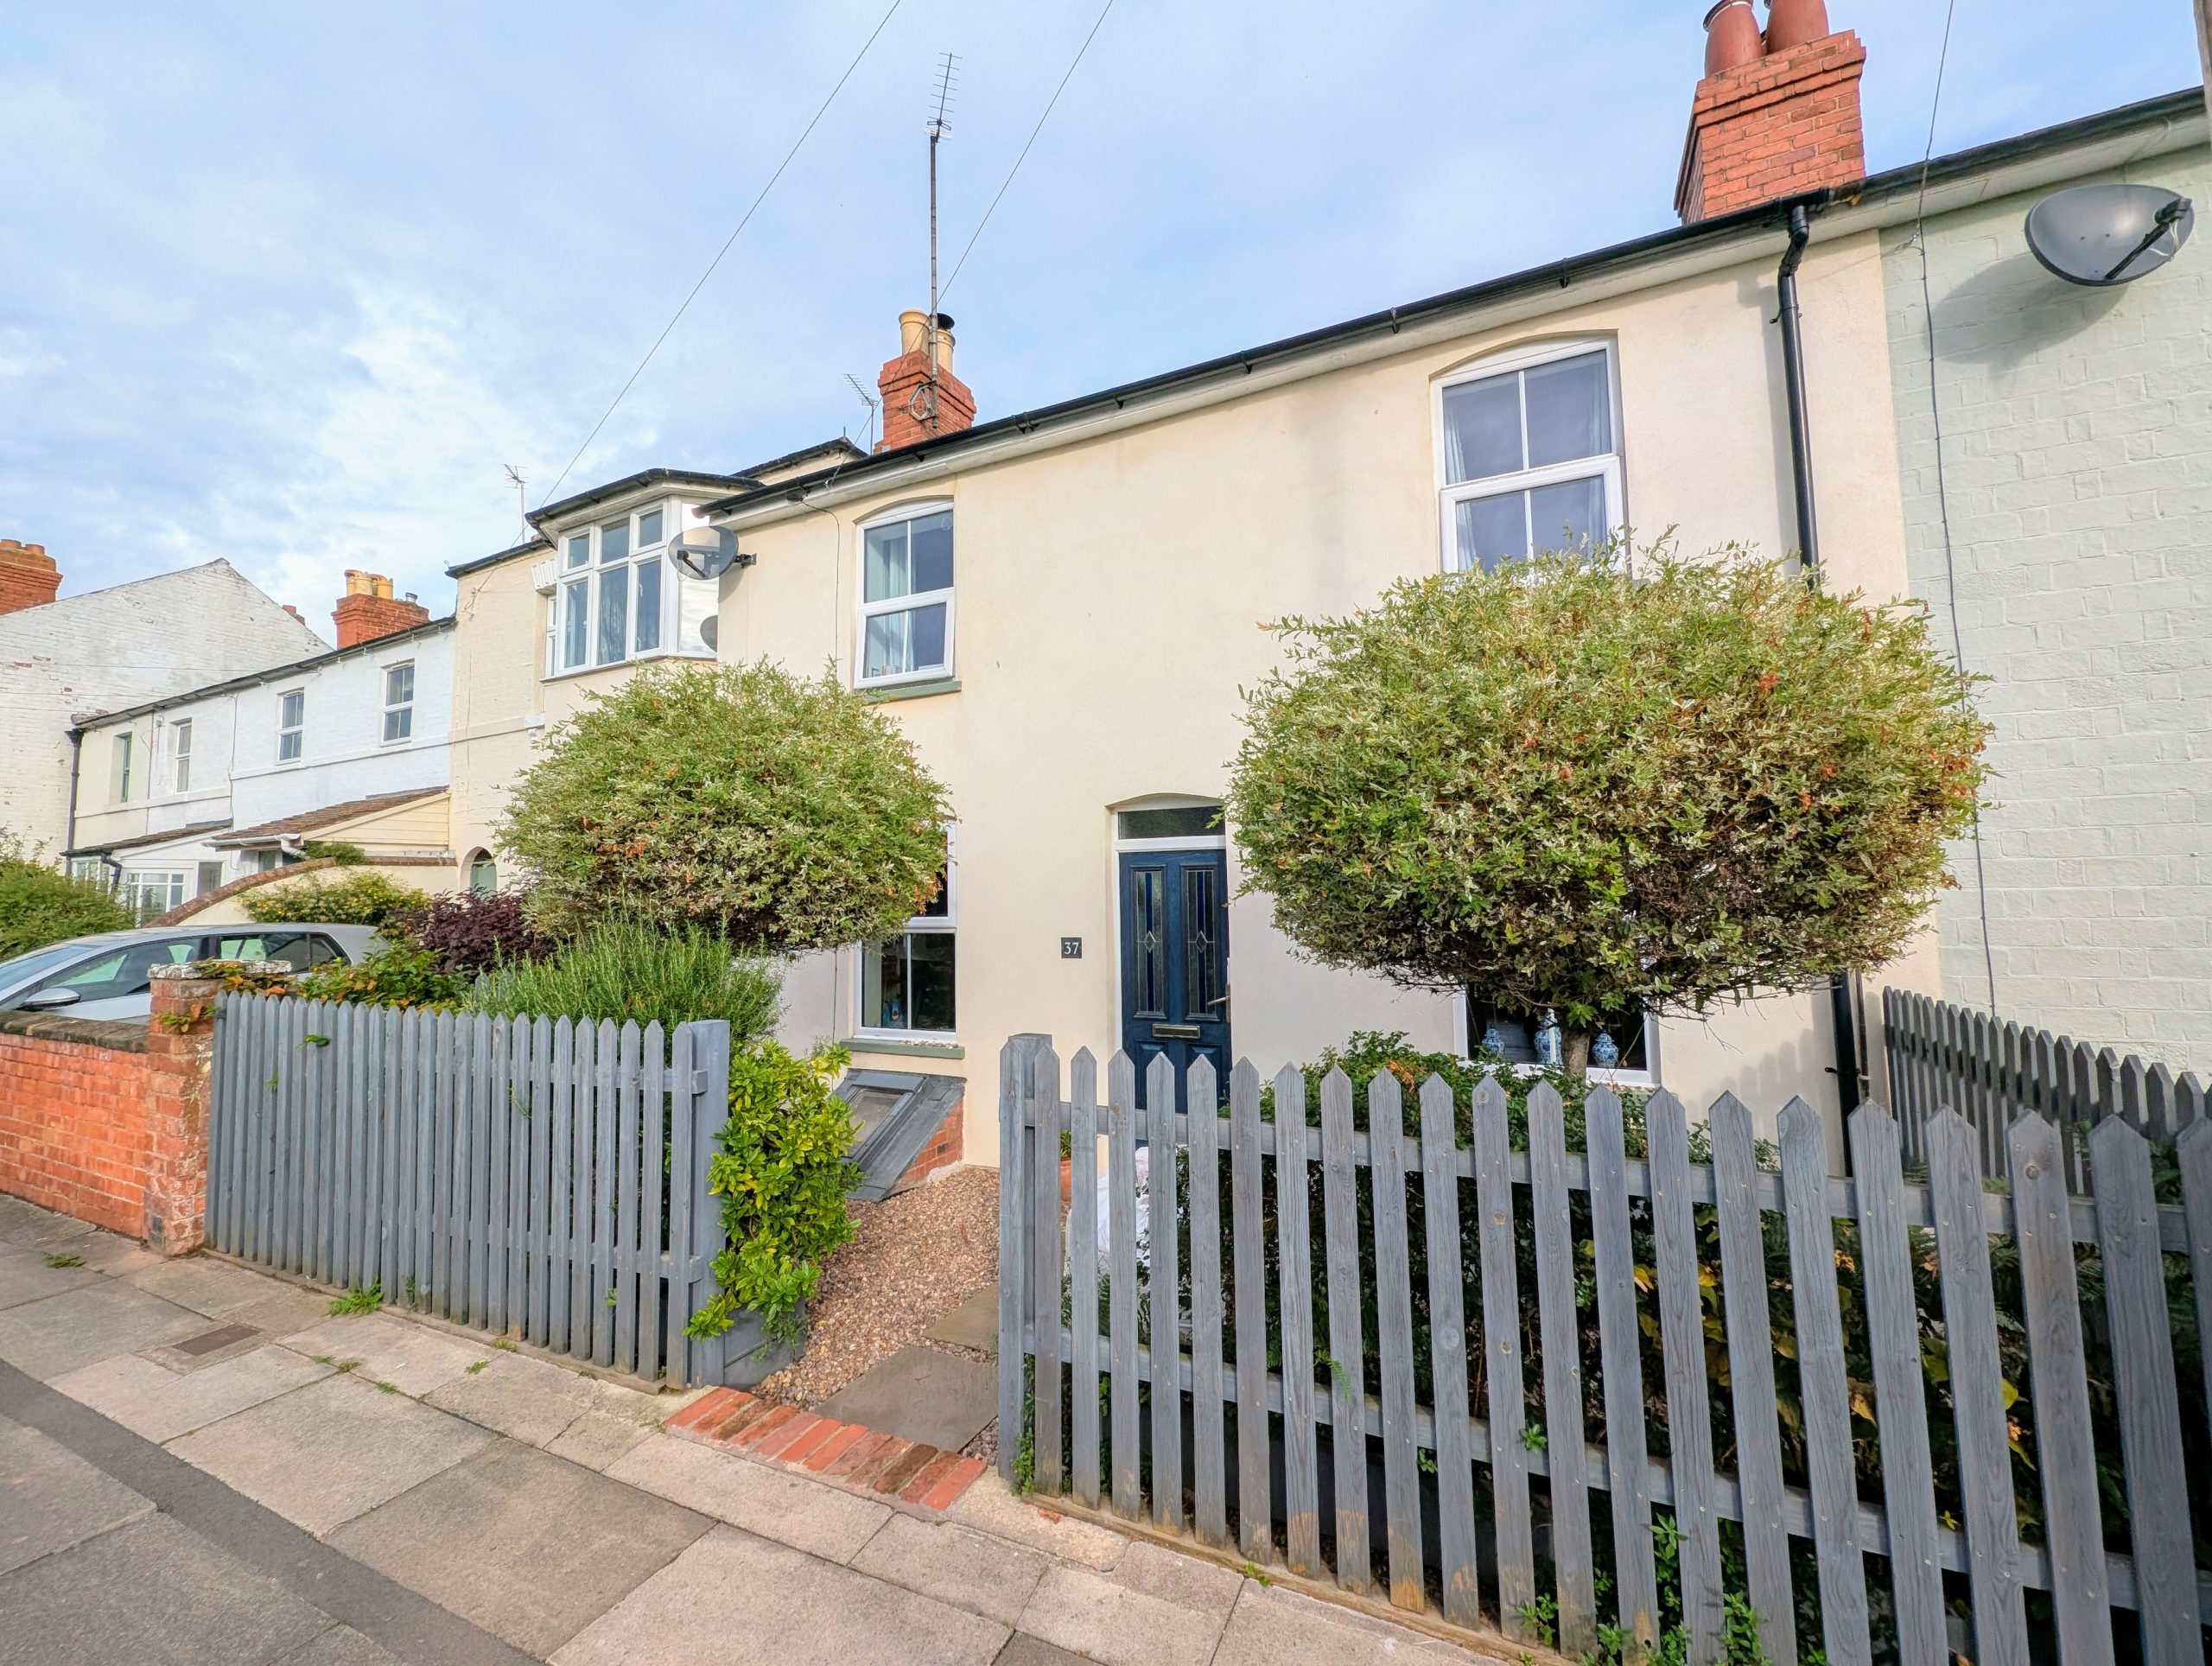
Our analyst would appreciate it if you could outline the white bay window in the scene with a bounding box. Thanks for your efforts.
[550,503,708,675]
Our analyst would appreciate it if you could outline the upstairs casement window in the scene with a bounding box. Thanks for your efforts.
[556,506,672,673]
[171,719,193,793]
[276,690,304,763]
[859,856,955,1040]
[382,662,416,744]
[1436,340,1623,575]
[856,505,953,688]
[109,732,135,804]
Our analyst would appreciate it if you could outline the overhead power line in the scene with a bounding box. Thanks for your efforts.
[939,0,1116,302]
[538,0,909,508]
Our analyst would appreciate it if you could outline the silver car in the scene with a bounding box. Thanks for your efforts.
[0,925,381,1021]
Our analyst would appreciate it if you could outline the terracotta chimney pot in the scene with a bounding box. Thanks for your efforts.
[1764,0,1833,54]
[1705,0,1766,75]
[332,569,429,647]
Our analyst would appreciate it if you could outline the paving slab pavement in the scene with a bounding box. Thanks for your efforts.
[127,1252,302,1319]
[920,1285,999,1353]
[607,1430,893,1564]
[0,1199,1523,1666]
[814,1344,997,1451]
[0,1415,155,1575]
[848,1510,1051,1626]
[553,1523,1013,1666]
[0,1242,102,1310]
[0,1279,207,1380]
[281,1311,488,1396]
[422,1348,604,1446]
[167,1371,496,1535]
[0,1510,335,1666]
[328,1442,711,1656]
[54,1341,333,1442]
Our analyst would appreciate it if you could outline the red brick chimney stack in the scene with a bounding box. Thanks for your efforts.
[1676,0,1866,224]
[0,539,61,616]
[332,570,429,648]
[876,308,976,453]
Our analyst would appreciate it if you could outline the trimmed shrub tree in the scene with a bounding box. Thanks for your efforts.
[1225,543,1992,1071]
[0,835,131,957]
[498,661,950,951]
[239,869,429,929]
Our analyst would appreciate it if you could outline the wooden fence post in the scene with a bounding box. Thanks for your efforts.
[997,1033,1046,1484]
[678,1019,732,1388]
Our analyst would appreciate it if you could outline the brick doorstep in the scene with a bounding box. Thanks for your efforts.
[669,1388,987,1519]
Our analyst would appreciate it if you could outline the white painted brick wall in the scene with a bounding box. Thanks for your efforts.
[1883,142,2212,1072]
[0,561,327,854]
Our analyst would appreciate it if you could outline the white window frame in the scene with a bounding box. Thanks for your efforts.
[1457,995,1662,1091]
[276,689,304,764]
[853,834,957,1044]
[171,719,193,793]
[120,869,188,917]
[1432,337,1625,575]
[854,499,955,691]
[550,502,683,675]
[381,661,416,745]
[110,731,135,804]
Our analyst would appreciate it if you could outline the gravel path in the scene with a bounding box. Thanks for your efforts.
[761,1166,999,1412]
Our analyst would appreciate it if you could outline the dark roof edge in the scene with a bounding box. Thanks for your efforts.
[705,189,1819,513]
[449,441,871,580]
[524,467,750,538]
[70,614,456,734]
[446,535,550,582]
[709,86,2206,517]
[1851,85,2204,210]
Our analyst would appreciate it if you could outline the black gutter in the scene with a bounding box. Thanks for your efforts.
[708,189,1834,513]
[708,86,2204,521]
[63,730,84,870]
[1773,201,1866,1126]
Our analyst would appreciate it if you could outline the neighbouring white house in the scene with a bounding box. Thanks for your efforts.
[0,542,327,857]
[66,571,462,920]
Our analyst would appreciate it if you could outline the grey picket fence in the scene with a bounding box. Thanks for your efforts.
[997,1033,2212,1665]
[207,992,737,1388]
[1884,987,2206,1192]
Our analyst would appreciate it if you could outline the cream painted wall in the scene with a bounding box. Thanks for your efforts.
[185,862,461,927]
[718,226,1924,1167]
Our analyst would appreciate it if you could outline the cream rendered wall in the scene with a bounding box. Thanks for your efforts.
[186,862,458,927]
[723,227,1923,1166]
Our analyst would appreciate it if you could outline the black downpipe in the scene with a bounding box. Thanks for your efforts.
[1776,203,1865,1127]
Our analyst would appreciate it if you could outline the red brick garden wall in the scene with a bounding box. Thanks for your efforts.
[0,972,219,1251]
[0,1014,154,1236]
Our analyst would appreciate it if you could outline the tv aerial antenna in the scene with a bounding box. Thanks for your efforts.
[843,372,880,449]
[916,51,959,431]
[502,465,528,537]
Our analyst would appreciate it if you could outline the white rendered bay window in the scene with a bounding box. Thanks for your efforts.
[1436,341,1623,575]
[553,505,683,674]
[856,505,952,688]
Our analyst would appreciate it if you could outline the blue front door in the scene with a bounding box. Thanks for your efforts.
[1118,849,1230,1110]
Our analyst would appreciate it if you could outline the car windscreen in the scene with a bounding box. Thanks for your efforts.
[0,943,93,991]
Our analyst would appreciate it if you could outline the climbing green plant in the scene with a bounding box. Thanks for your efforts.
[685,1041,862,1343]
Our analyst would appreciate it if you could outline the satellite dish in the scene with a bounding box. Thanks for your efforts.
[2024,182,2194,287]
[670,528,739,582]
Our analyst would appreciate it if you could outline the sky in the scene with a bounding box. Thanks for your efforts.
[2,2,2201,630]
